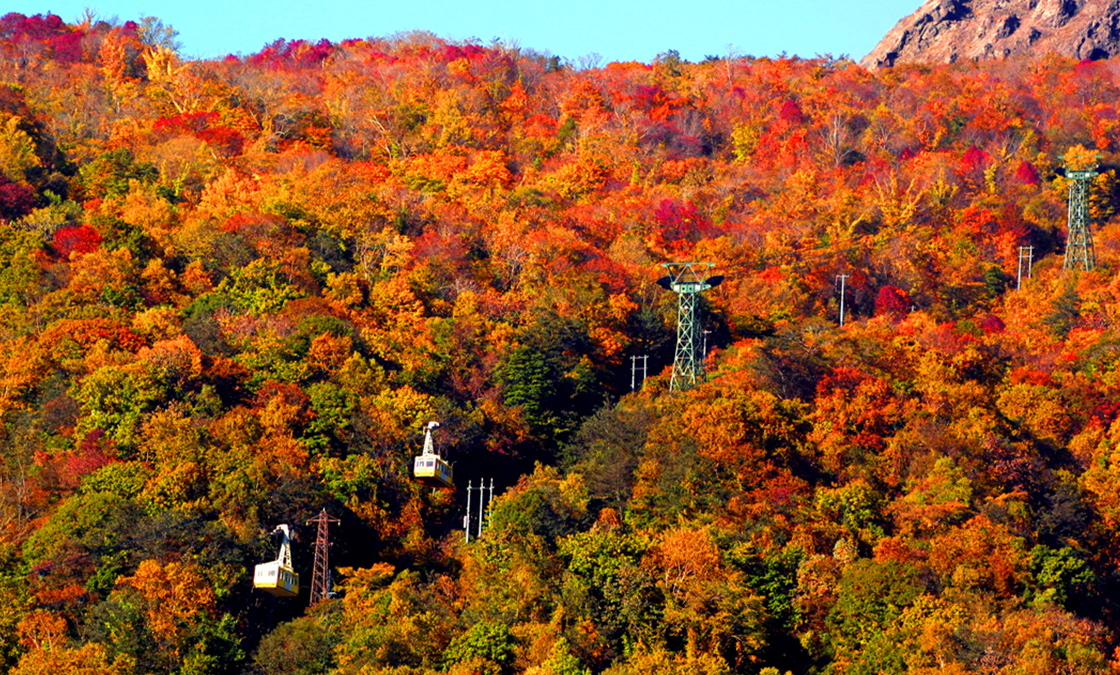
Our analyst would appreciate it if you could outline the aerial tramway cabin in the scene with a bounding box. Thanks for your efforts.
[413,420,453,488]
[254,524,298,597]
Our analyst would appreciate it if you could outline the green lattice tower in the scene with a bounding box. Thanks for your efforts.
[657,263,722,392]
[672,287,703,391]
[1065,168,1098,271]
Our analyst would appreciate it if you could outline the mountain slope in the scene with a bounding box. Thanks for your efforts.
[862,0,1120,69]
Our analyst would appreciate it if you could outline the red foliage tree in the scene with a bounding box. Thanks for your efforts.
[653,198,712,250]
[980,315,1006,333]
[248,38,335,69]
[154,112,245,156]
[0,175,35,219]
[61,430,116,488]
[875,285,911,319]
[960,145,992,176]
[1014,160,1041,185]
[0,13,84,63]
[51,224,101,259]
[779,99,804,124]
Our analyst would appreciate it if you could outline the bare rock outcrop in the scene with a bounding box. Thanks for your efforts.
[862,0,1120,69]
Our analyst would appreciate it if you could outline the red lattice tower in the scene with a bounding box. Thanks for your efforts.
[307,509,340,605]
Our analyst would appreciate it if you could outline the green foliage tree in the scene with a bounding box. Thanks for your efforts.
[496,314,605,451]
[442,621,515,674]
[79,148,158,199]
[73,364,166,456]
[250,604,342,675]
[825,559,928,673]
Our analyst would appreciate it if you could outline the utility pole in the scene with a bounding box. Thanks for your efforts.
[836,274,849,326]
[464,481,473,543]
[476,477,486,539]
[656,263,724,392]
[307,509,339,605]
[1065,166,1098,271]
[630,355,648,391]
[465,479,496,541]
[1017,246,1034,290]
[485,478,494,535]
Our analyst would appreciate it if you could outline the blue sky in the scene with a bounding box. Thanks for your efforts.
[11,0,920,63]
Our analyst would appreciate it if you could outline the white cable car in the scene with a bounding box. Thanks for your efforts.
[254,524,299,597]
[414,421,453,488]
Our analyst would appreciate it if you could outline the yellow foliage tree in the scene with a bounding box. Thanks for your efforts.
[11,642,133,675]
[0,116,41,182]
[116,560,217,653]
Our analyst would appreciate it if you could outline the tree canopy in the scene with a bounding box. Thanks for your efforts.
[3,10,1120,674]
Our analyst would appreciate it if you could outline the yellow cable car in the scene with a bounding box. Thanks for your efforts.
[254,524,299,597]
[414,421,454,488]
[414,454,454,487]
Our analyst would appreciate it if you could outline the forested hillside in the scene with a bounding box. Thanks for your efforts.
[4,11,1120,674]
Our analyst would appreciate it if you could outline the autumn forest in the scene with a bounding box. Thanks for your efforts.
[4,10,1120,675]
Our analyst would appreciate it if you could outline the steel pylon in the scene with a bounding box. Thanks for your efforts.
[657,262,723,392]
[307,509,339,605]
[1065,168,1098,271]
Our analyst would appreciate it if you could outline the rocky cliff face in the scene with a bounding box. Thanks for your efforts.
[862,0,1120,69]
